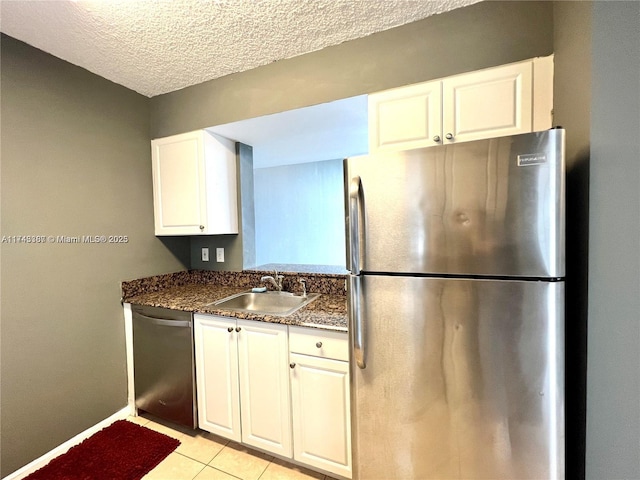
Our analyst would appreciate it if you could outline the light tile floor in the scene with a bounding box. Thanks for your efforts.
[130,414,337,480]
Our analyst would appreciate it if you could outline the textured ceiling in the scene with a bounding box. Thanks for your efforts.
[0,0,480,97]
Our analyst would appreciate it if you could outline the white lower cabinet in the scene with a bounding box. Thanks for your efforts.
[194,315,241,441]
[289,326,352,478]
[194,315,351,477]
[237,319,292,457]
[194,315,292,457]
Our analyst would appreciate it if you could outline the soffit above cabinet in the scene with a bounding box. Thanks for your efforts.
[208,95,369,169]
[0,0,482,97]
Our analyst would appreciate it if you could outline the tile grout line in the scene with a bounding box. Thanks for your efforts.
[173,451,207,468]
[256,458,271,480]
[161,450,245,480]
[189,459,207,480]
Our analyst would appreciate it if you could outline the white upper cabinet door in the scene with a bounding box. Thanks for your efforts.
[152,132,204,234]
[193,315,241,442]
[152,130,238,236]
[368,57,553,153]
[442,61,533,144]
[236,320,292,457]
[368,80,442,152]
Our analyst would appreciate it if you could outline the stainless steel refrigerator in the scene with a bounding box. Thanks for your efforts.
[344,129,565,480]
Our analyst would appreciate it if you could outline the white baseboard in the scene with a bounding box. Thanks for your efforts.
[4,407,130,480]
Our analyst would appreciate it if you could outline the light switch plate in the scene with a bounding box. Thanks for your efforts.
[201,247,209,262]
[216,248,225,262]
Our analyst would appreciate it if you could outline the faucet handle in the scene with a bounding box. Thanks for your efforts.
[270,270,283,291]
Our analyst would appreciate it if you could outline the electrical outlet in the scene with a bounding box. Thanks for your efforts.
[201,247,209,262]
[216,248,225,262]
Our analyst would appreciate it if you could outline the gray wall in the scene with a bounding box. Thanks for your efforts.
[586,2,640,478]
[551,2,640,477]
[0,35,189,476]
[553,2,592,477]
[151,0,554,271]
[254,160,345,266]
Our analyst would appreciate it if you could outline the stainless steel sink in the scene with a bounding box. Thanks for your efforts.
[208,291,320,317]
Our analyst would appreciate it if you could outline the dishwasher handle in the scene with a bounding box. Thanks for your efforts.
[134,313,191,328]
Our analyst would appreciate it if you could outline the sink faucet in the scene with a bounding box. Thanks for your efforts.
[261,271,284,291]
[299,278,307,298]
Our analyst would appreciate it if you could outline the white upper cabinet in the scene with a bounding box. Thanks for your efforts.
[151,130,238,236]
[368,79,442,152]
[368,56,554,152]
[442,60,533,143]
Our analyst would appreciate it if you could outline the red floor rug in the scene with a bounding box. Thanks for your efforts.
[25,419,180,480]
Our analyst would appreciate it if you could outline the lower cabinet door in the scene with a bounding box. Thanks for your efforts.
[290,353,352,478]
[194,315,241,441]
[237,320,292,457]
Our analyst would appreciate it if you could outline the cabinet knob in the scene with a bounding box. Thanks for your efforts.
[433,135,441,143]
[316,342,323,348]
[227,327,233,333]
[199,225,205,231]
[289,363,296,369]
[445,133,454,140]
[235,327,241,332]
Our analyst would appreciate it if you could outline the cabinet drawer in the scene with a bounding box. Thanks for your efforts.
[289,326,348,361]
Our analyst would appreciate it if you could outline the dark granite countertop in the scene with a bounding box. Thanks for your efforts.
[122,270,348,332]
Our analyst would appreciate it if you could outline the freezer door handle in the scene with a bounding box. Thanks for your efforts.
[350,275,366,369]
[349,176,364,275]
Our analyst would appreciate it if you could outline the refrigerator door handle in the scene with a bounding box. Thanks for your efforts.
[349,176,364,275]
[349,275,366,369]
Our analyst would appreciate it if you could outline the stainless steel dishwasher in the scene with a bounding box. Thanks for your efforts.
[132,304,197,428]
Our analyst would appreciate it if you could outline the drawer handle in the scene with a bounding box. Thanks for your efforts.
[290,363,296,369]
[316,342,323,348]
